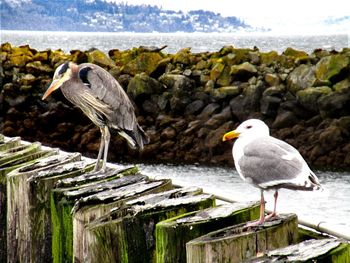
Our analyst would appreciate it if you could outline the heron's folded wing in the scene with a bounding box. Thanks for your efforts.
[79,63,137,131]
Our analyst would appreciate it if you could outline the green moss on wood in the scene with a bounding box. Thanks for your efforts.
[51,193,74,263]
[156,202,259,263]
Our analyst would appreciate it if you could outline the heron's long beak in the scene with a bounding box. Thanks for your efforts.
[42,79,63,100]
[222,130,240,141]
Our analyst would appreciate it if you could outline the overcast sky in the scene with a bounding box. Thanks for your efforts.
[107,0,350,33]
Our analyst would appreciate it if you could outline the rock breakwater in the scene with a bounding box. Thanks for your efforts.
[1,43,350,169]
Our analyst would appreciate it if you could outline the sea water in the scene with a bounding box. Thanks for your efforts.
[1,30,349,54]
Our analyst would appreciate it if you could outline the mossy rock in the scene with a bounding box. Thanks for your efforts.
[216,65,232,86]
[230,62,257,80]
[87,49,115,68]
[122,52,163,76]
[210,62,225,81]
[229,48,253,65]
[195,59,208,70]
[1,42,12,52]
[283,47,308,58]
[264,73,280,87]
[25,61,53,75]
[315,54,350,82]
[12,45,35,57]
[287,64,317,94]
[127,73,163,99]
[296,86,332,112]
[278,54,298,69]
[0,51,7,62]
[338,116,350,132]
[260,51,279,66]
[33,50,50,62]
[333,78,350,92]
[318,90,350,118]
[69,50,88,64]
[8,54,32,68]
[219,45,235,55]
[19,73,36,86]
[263,85,285,97]
[108,49,122,63]
[118,48,140,66]
[211,86,241,99]
[6,45,36,67]
[49,50,71,67]
[159,73,195,92]
[173,48,192,65]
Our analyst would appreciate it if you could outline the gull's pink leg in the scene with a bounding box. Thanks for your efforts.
[265,190,278,220]
[246,190,266,226]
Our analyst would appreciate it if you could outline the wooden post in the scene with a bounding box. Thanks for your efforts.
[73,179,173,262]
[1,141,41,166]
[51,168,143,263]
[51,166,173,263]
[156,202,260,263]
[0,139,57,263]
[246,238,350,262]
[0,136,21,152]
[1,137,21,262]
[84,187,215,263]
[7,152,82,263]
[186,213,298,263]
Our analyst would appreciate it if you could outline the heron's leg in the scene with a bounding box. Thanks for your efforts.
[94,127,105,172]
[101,126,110,172]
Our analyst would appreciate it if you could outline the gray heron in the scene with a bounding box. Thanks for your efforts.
[42,61,149,172]
[223,119,321,225]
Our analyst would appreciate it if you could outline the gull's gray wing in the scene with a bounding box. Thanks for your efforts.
[237,136,318,190]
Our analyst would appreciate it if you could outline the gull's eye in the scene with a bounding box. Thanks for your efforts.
[246,125,252,129]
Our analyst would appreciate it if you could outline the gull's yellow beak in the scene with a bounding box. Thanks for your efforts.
[222,130,240,141]
[42,77,67,100]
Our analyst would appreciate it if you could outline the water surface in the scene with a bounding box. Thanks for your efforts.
[139,163,350,231]
[1,30,348,54]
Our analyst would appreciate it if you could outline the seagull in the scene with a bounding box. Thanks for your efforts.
[222,119,321,225]
[42,62,149,172]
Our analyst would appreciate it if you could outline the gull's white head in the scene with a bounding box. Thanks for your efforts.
[222,119,270,142]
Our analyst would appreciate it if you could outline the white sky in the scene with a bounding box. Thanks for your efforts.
[109,0,347,17]
[107,0,350,33]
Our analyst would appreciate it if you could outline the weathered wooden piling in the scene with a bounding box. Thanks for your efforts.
[73,179,174,262]
[0,137,57,262]
[156,202,260,263]
[186,213,298,263]
[84,187,215,263]
[50,167,142,263]
[51,167,173,263]
[246,238,350,262]
[7,152,83,263]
